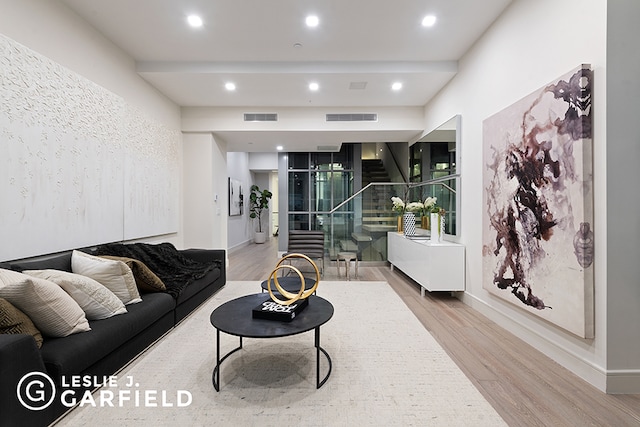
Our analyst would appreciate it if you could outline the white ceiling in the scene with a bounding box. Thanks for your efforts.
[60,0,512,151]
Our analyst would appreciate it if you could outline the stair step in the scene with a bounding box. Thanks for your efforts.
[351,232,372,242]
[362,208,390,212]
[362,216,396,222]
[340,240,359,251]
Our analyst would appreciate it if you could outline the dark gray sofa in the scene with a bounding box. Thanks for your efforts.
[0,243,225,427]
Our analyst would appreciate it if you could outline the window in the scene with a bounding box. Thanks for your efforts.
[287,145,354,231]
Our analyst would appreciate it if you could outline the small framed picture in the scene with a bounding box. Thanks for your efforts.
[228,178,243,216]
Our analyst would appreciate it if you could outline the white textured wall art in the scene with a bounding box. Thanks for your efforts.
[123,104,180,240]
[0,34,179,261]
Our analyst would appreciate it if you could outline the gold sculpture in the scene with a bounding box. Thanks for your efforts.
[266,253,320,306]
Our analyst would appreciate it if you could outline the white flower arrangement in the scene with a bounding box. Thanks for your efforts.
[393,195,444,216]
[405,202,424,213]
[423,196,440,214]
[391,196,406,214]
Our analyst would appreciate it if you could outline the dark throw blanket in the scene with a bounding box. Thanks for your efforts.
[92,243,220,299]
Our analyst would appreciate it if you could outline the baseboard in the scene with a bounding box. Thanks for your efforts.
[458,292,611,393]
[605,370,640,394]
[228,240,252,253]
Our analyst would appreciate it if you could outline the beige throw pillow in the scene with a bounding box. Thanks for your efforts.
[23,269,127,320]
[0,268,91,337]
[99,256,166,292]
[71,251,142,305]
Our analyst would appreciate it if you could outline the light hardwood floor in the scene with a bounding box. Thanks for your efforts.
[227,239,640,426]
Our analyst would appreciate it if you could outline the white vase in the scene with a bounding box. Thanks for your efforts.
[403,212,416,236]
[430,213,441,242]
[254,231,267,244]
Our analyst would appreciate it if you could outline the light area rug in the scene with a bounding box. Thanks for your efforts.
[56,281,506,427]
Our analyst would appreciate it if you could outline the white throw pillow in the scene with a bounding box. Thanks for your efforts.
[71,251,142,305]
[0,268,91,337]
[24,269,127,320]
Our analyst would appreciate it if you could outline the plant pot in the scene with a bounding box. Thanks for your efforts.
[254,231,267,244]
[421,215,430,229]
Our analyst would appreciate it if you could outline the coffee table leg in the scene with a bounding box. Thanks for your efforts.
[212,329,243,392]
[315,326,332,388]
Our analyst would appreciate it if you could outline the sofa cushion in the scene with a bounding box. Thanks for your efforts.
[99,256,166,292]
[23,270,127,320]
[39,292,175,379]
[71,251,142,305]
[0,297,44,348]
[9,251,73,272]
[175,265,221,306]
[0,269,90,337]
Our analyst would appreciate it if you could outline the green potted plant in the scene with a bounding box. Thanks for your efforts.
[249,184,273,244]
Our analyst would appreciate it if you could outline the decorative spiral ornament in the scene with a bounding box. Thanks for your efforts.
[266,253,320,305]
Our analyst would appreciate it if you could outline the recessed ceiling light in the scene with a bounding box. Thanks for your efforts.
[306,15,319,27]
[309,82,319,91]
[276,145,284,151]
[392,82,403,91]
[187,14,203,28]
[225,82,236,91]
[422,15,437,27]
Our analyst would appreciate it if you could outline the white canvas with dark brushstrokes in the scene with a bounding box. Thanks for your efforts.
[482,65,594,338]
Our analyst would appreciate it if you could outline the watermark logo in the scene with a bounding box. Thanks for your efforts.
[17,372,56,411]
[16,373,192,411]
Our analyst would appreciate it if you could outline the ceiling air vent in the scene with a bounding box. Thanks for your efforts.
[349,81,368,90]
[317,145,340,151]
[244,113,278,122]
[326,113,377,122]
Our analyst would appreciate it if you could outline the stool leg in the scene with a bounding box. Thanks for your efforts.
[346,260,350,281]
[355,259,358,279]
[337,259,341,277]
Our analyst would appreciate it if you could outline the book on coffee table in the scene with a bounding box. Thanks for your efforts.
[252,297,309,322]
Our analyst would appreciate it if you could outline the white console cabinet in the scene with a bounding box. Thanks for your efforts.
[387,232,465,295]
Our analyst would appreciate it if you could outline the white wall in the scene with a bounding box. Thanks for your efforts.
[421,0,639,392]
[252,172,273,241]
[224,153,278,250]
[249,152,278,171]
[269,171,280,236]
[182,133,228,252]
[227,152,253,249]
[182,106,423,133]
[605,0,640,393]
[248,153,279,237]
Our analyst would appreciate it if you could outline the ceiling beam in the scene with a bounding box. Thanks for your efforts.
[137,60,458,74]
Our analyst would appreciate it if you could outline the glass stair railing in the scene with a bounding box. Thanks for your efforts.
[326,174,459,262]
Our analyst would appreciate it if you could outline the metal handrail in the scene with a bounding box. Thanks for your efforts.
[329,173,460,213]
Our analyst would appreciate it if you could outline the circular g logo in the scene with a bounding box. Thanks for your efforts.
[17,372,56,411]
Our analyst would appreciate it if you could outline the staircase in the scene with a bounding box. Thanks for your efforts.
[362,159,391,185]
[357,160,398,260]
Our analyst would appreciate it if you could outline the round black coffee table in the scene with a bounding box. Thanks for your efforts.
[210,293,334,391]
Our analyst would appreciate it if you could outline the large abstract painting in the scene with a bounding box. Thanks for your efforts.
[482,65,594,338]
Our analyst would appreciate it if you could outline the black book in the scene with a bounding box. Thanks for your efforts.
[252,297,309,322]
